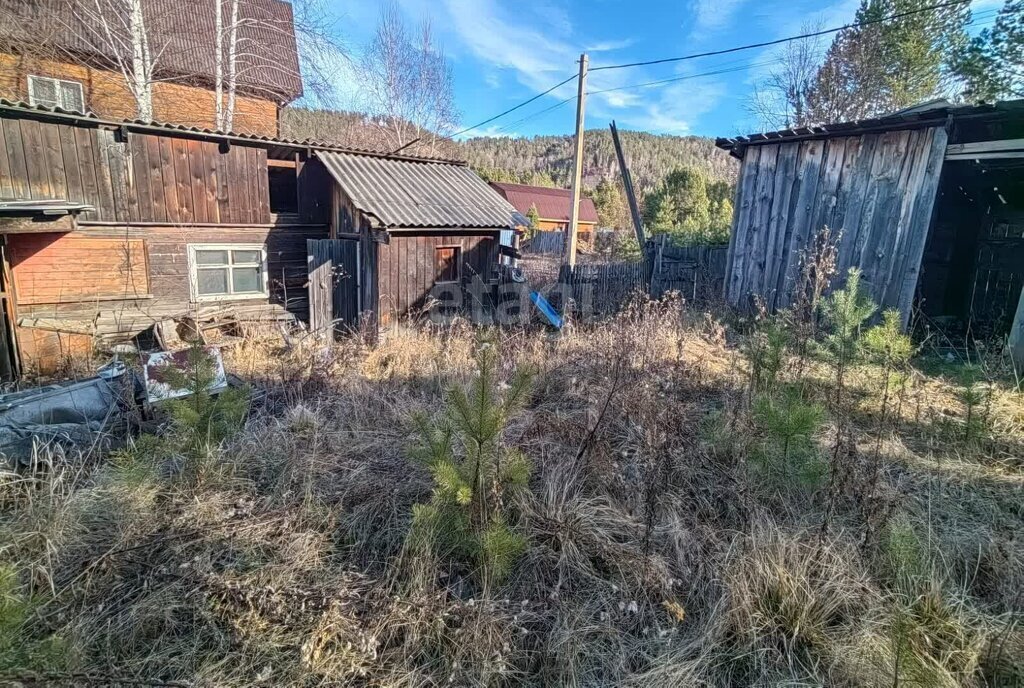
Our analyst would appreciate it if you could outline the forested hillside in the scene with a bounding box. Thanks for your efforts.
[459,129,737,193]
[280,108,738,195]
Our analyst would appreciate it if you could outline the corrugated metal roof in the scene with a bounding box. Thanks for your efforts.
[318,151,526,230]
[0,100,466,164]
[0,0,303,102]
[490,182,599,224]
[715,99,1024,156]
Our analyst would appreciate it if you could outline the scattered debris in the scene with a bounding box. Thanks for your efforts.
[143,347,228,403]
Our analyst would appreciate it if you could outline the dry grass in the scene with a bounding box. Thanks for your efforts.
[0,299,1021,686]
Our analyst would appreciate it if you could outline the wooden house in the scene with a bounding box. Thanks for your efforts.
[0,101,521,377]
[717,99,1024,359]
[0,0,302,136]
[490,182,599,244]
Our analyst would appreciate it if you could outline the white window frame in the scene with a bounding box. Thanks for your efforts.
[187,244,269,303]
[27,75,85,111]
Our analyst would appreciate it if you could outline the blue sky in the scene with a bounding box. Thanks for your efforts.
[323,0,1002,140]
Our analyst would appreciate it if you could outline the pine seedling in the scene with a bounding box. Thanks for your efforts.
[751,386,826,490]
[160,339,249,463]
[821,267,877,405]
[743,318,790,394]
[408,337,533,591]
[956,382,989,444]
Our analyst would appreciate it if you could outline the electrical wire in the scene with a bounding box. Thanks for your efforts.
[451,73,576,137]
[589,0,974,72]
[455,1,996,138]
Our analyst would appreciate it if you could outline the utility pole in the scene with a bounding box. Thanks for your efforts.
[565,52,588,268]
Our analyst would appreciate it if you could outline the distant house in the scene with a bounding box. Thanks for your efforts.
[490,182,599,244]
[716,99,1024,363]
[0,0,302,136]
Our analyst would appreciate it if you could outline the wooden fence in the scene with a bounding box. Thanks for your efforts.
[526,230,565,255]
[555,261,649,316]
[645,237,729,302]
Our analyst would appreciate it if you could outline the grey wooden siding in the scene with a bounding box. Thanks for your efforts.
[726,126,948,325]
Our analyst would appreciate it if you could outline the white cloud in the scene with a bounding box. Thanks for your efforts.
[691,0,748,34]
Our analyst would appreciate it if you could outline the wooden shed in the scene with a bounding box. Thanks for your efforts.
[717,100,1024,356]
[0,100,512,376]
[308,150,524,332]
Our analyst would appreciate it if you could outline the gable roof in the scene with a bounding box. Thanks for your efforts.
[489,182,599,224]
[318,151,526,230]
[0,0,302,103]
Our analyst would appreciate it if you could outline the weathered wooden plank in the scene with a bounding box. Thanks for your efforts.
[764,143,799,310]
[3,120,29,199]
[215,144,233,223]
[186,140,209,224]
[170,137,194,223]
[99,134,125,221]
[776,139,825,309]
[129,134,153,221]
[41,121,68,201]
[58,125,84,204]
[857,130,912,301]
[726,144,760,305]
[156,136,180,223]
[255,147,270,223]
[894,127,947,326]
[145,134,168,223]
[20,119,51,198]
[0,121,15,199]
[202,142,221,223]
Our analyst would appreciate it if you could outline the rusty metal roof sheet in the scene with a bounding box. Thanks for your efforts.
[489,182,599,224]
[317,151,526,230]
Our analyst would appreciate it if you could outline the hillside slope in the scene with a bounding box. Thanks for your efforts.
[280,107,738,194]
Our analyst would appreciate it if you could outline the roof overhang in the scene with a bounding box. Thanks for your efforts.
[317,150,525,232]
[715,100,1024,158]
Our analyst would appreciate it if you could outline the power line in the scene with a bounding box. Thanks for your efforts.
[589,0,974,72]
[452,73,576,138]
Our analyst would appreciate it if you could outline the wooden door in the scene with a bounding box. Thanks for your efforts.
[307,239,360,338]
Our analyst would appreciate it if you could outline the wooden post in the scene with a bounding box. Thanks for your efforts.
[610,120,645,246]
[565,53,588,268]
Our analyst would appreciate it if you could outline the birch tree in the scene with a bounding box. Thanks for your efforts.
[748,22,826,129]
[359,2,458,154]
[69,0,163,121]
[214,0,346,132]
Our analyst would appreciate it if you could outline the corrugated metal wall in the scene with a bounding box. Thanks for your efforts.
[726,126,947,325]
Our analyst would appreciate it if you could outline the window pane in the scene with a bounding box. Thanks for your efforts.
[231,266,262,293]
[435,247,460,282]
[29,78,58,107]
[231,249,261,265]
[195,249,229,265]
[197,268,229,295]
[59,81,84,112]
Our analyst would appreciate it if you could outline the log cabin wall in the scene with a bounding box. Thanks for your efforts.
[725,126,948,326]
[0,109,329,373]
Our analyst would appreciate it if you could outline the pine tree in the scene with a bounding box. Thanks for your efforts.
[808,0,970,122]
[407,338,533,591]
[954,0,1023,101]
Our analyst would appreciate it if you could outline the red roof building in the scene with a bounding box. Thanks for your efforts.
[489,182,599,230]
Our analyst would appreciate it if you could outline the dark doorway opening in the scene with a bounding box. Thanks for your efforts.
[917,159,1024,343]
